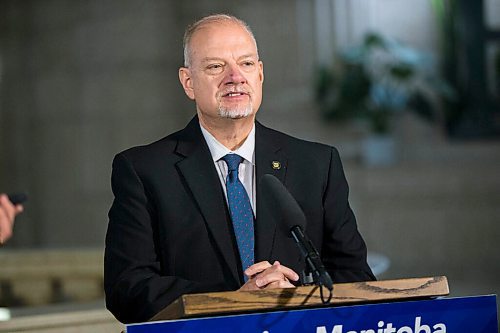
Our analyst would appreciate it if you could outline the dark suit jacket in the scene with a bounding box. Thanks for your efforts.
[104,116,375,323]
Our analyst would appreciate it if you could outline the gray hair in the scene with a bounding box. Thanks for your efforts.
[183,14,258,67]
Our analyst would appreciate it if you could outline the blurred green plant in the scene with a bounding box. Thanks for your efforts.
[315,32,455,134]
[430,0,464,134]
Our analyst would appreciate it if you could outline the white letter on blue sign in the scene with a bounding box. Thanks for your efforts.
[332,325,344,333]
[432,324,446,333]
[415,317,431,333]
[315,326,347,333]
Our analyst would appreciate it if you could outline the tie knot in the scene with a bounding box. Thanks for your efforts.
[222,154,243,172]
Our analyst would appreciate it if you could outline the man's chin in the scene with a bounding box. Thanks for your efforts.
[218,107,254,119]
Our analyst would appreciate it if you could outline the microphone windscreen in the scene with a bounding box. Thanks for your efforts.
[7,193,28,205]
[260,174,306,234]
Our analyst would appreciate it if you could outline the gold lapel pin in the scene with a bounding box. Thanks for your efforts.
[271,161,281,170]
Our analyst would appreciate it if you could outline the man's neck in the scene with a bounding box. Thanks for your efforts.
[198,114,255,151]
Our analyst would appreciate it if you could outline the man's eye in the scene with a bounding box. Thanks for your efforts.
[206,64,224,74]
[241,61,256,72]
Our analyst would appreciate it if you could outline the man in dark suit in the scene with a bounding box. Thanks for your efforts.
[104,14,375,324]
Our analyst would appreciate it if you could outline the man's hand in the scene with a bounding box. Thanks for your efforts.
[0,194,23,245]
[238,261,299,291]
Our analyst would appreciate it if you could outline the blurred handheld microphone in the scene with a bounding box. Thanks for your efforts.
[260,174,333,291]
[7,193,28,205]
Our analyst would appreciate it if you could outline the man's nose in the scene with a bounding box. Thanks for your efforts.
[224,64,247,85]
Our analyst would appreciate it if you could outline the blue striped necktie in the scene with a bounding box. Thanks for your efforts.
[221,153,255,278]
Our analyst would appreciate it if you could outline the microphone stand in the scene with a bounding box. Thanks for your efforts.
[290,226,334,304]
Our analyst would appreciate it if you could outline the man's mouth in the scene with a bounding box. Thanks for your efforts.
[223,92,248,97]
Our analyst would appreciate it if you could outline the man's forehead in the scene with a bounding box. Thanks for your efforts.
[194,20,246,35]
[191,21,255,46]
[190,23,258,62]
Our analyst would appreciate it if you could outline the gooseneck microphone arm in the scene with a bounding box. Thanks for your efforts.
[260,174,334,295]
[290,225,333,291]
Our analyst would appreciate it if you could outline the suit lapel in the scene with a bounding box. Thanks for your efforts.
[255,122,288,262]
[175,117,240,284]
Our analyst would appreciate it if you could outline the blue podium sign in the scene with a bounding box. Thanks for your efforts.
[126,295,498,333]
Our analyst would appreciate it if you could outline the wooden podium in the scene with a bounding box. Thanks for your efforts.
[126,276,499,333]
[152,276,449,320]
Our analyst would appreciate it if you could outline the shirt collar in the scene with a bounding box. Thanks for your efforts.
[200,122,255,164]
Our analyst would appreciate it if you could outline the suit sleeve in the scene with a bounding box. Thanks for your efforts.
[104,153,228,323]
[321,147,376,282]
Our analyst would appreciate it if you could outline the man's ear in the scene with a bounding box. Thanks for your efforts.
[258,60,264,83]
[179,67,195,100]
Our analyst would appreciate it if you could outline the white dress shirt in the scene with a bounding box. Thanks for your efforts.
[199,123,256,215]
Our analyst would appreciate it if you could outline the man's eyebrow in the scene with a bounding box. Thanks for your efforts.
[201,57,224,63]
[200,54,259,63]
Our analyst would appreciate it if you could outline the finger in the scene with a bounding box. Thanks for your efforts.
[0,195,16,222]
[255,270,292,288]
[238,272,268,291]
[0,209,13,244]
[271,261,300,281]
[238,279,260,291]
[244,261,272,277]
[241,273,289,290]
[14,204,24,214]
[263,280,296,289]
[253,262,300,287]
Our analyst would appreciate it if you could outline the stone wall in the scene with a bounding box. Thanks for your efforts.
[0,0,316,247]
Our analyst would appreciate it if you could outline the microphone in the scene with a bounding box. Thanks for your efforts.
[7,193,28,205]
[260,174,333,291]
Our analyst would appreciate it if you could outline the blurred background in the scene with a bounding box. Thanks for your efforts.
[0,0,499,331]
